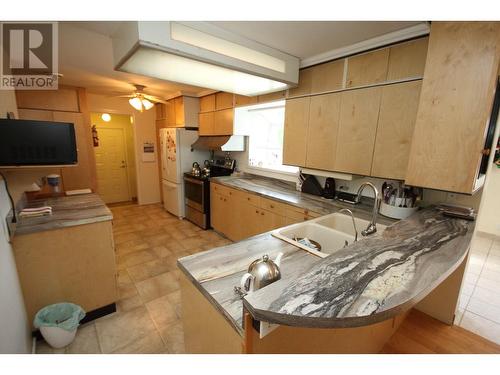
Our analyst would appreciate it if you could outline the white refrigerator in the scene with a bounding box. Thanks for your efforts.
[159,128,208,218]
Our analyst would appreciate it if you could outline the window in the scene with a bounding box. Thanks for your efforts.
[235,101,298,174]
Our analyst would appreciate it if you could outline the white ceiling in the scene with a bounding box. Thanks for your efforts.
[59,21,426,99]
[211,21,422,59]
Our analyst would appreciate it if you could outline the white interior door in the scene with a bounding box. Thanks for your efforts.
[95,128,130,203]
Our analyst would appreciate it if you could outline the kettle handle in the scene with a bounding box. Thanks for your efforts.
[240,273,254,292]
[274,252,284,268]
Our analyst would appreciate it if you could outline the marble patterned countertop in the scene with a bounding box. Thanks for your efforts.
[178,175,474,334]
[13,193,113,235]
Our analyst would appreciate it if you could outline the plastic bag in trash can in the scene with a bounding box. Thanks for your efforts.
[33,303,85,331]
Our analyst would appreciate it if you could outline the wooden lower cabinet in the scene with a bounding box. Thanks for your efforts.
[211,183,318,241]
[12,221,117,326]
[180,271,409,354]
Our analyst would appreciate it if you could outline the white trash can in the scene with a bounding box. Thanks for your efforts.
[34,303,85,349]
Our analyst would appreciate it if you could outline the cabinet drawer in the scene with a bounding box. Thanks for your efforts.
[260,198,288,216]
[241,191,261,207]
[211,183,232,197]
[285,206,320,221]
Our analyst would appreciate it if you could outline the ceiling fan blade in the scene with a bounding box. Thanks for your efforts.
[143,94,167,103]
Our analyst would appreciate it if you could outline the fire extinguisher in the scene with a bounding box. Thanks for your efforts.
[92,125,99,147]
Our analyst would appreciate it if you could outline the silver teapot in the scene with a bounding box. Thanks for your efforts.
[240,253,283,293]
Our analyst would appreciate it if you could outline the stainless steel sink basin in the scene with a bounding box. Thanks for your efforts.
[272,211,386,258]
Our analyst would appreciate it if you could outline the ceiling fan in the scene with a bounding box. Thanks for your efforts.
[117,84,166,112]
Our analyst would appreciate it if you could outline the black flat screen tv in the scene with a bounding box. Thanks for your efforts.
[0,119,77,166]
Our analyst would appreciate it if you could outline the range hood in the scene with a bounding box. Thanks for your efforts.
[112,22,299,96]
[191,135,245,152]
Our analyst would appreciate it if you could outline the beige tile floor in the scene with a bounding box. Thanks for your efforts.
[457,232,500,345]
[36,202,230,354]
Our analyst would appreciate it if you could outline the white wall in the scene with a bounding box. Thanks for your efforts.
[87,94,161,205]
[476,116,500,236]
[0,90,31,354]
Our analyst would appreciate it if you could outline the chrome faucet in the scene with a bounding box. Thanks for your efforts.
[355,182,381,236]
[337,208,358,242]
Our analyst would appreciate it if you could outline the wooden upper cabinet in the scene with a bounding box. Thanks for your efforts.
[235,94,258,107]
[346,48,389,88]
[166,100,176,126]
[199,112,215,136]
[174,97,184,126]
[387,37,429,81]
[283,97,311,167]
[53,112,93,190]
[155,103,167,120]
[305,93,342,171]
[334,87,382,175]
[371,81,422,180]
[310,59,345,93]
[258,90,286,103]
[214,109,234,135]
[16,87,80,112]
[288,68,313,97]
[200,94,216,112]
[405,22,500,194]
[215,92,234,110]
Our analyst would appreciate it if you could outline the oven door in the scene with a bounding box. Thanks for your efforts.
[184,176,206,212]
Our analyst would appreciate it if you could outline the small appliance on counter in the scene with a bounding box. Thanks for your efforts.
[183,155,236,229]
[300,174,323,196]
[336,191,359,205]
[323,177,336,199]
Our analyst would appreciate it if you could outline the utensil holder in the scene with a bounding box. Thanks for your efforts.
[380,201,418,220]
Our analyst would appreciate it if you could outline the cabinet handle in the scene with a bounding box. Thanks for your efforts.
[270,205,274,208]
[261,212,264,216]
[255,210,259,214]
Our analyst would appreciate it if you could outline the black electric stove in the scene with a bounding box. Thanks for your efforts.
[183,158,235,229]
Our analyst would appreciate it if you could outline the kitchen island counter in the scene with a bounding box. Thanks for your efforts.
[178,206,473,335]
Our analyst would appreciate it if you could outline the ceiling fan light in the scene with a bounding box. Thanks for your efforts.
[141,98,154,110]
[129,97,143,111]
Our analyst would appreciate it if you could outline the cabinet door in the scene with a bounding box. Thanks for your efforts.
[305,93,342,171]
[210,190,224,233]
[405,22,500,193]
[199,112,215,135]
[259,209,286,233]
[200,94,215,112]
[346,48,389,88]
[258,91,286,104]
[174,97,184,126]
[215,92,234,110]
[310,59,345,94]
[371,81,422,180]
[288,68,313,97]
[387,37,428,81]
[283,97,311,167]
[214,109,234,135]
[166,100,176,126]
[53,112,93,190]
[334,87,382,175]
[235,94,258,107]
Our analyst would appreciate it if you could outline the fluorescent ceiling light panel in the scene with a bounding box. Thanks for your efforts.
[120,47,288,96]
[112,22,298,96]
[170,23,286,73]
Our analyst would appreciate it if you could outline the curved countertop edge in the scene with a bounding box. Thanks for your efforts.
[242,244,469,329]
[241,209,473,329]
[177,259,245,336]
